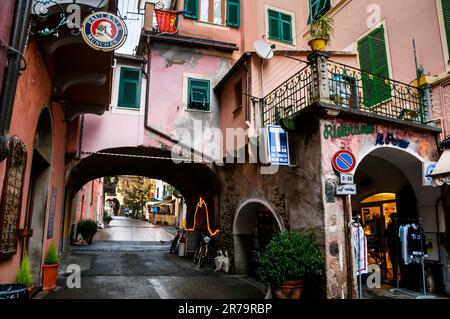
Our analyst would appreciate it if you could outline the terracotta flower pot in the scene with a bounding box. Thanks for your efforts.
[28,285,34,298]
[273,279,304,299]
[308,38,328,51]
[42,264,58,291]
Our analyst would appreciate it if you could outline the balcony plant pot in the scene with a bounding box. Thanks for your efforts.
[308,38,328,51]
[272,279,305,299]
[42,264,58,291]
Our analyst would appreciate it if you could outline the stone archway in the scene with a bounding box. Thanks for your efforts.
[233,199,285,277]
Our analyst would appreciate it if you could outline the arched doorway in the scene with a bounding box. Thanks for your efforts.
[233,200,284,277]
[352,147,442,292]
[25,108,53,286]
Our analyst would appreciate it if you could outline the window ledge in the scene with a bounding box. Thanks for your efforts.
[185,107,212,113]
[193,20,230,31]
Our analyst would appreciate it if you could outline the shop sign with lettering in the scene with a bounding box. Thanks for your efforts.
[323,123,375,139]
[375,132,410,149]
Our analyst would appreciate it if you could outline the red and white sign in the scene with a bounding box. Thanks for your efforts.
[332,149,356,173]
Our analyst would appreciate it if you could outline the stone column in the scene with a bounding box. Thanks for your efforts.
[307,51,332,105]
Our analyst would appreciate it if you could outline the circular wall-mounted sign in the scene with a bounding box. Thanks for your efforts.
[81,11,128,52]
[332,149,356,173]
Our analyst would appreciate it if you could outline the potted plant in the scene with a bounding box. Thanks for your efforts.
[77,219,98,244]
[103,213,113,227]
[308,15,334,51]
[257,230,324,299]
[15,252,33,297]
[42,242,59,291]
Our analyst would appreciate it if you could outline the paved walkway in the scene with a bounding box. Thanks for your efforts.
[95,216,174,242]
[36,217,267,299]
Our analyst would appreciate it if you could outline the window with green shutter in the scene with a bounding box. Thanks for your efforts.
[118,68,141,109]
[184,0,198,19]
[442,0,450,58]
[308,0,332,23]
[226,0,240,27]
[268,9,293,43]
[357,26,391,107]
[188,78,210,111]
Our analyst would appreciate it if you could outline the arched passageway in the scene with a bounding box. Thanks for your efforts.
[352,147,443,292]
[233,199,285,277]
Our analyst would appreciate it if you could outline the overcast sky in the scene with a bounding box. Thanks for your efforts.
[116,0,144,55]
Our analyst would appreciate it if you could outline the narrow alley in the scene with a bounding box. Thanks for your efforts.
[36,217,266,299]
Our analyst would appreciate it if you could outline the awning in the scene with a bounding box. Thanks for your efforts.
[431,149,450,186]
[156,199,176,207]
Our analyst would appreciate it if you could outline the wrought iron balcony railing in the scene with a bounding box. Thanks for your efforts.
[262,65,313,126]
[327,60,424,124]
[261,56,426,127]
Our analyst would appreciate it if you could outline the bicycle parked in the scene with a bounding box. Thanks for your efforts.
[194,233,213,268]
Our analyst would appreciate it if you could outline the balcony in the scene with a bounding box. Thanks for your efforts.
[262,52,432,129]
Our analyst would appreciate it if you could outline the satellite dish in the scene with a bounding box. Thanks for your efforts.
[254,40,274,60]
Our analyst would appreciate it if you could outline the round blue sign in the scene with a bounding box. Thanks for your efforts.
[81,12,127,52]
[332,150,356,173]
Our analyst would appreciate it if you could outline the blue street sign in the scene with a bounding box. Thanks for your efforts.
[266,125,290,166]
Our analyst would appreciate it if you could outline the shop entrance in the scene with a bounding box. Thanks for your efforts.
[352,147,425,291]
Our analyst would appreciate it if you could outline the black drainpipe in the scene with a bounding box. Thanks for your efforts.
[0,0,32,161]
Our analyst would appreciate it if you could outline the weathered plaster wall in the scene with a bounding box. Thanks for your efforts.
[0,0,16,94]
[145,42,233,153]
[320,117,442,298]
[0,41,67,283]
[217,115,327,298]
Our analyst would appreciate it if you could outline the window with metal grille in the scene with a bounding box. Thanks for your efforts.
[268,9,292,44]
[188,78,210,111]
[118,67,141,109]
[0,137,27,258]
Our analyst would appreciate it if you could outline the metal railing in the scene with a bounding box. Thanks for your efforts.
[327,60,424,124]
[262,65,313,126]
[261,59,425,126]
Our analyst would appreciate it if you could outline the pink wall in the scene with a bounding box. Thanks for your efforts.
[75,179,104,223]
[0,0,16,93]
[82,112,142,154]
[0,41,68,283]
[144,43,232,149]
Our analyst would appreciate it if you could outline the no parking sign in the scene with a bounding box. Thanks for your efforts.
[332,149,356,173]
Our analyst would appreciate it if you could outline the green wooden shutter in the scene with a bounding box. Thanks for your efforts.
[443,0,450,57]
[118,68,141,108]
[188,78,210,110]
[309,0,331,23]
[226,0,240,27]
[268,10,292,43]
[370,26,391,103]
[281,13,292,43]
[268,10,281,40]
[184,0,198,19]
[358,26,390,107]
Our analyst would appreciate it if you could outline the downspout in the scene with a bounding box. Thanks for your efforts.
[0,0,32,161]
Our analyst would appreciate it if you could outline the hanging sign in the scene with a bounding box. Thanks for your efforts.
[336,184,357,195]
[266,125,290,166]
[81,11,128,52]
[332,149,356,173]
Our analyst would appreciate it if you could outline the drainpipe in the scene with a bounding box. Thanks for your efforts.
[0,0,32,161]
[142,35,214,163]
